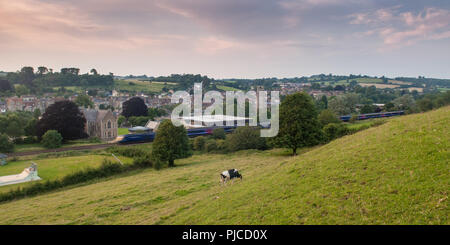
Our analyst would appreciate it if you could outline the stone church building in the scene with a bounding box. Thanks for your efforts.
[82,109,118,141]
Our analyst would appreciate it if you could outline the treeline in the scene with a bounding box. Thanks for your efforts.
[152,74,213,90]
[395,76,450,88]
[5,66,114,93]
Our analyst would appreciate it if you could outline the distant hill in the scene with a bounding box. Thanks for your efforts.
[0,107,448,224]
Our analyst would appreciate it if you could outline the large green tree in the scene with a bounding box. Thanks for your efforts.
[151,120,191,167]
[36,100,87,140]
[272,92,323,155]
[328,93,360,116]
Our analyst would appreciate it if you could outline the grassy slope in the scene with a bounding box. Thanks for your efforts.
[0,107,448,224]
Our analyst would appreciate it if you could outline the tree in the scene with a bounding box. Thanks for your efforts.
[360,104,375,114]
[417,98,434,112]
[148,107,166,119]
[36,100,87,140]
[318,109,340,126]
[15,84,30,96]
[272,92,323,155]
[24,118,38,136]
[0,79,13,92]
[151,120,191,167]
[384,102,395,111]
[328,93,360,116]
[122,97,148,118]
[75,94,94,108]
[33,108,41,119]
[20,66,35,87]
[118,115,126,127]
[320,95,328,109]
[393,94,416,111]
[41,130,63,149]
[0,134,14,153]
[37,66,48,75]
[128,116,150,126]
[5,123,24,140]
[90,68,98,75]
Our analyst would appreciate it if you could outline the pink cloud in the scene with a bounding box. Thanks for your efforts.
[350,7,450,47]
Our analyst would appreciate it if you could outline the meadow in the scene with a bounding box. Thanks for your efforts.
[0,106,447,224]
[14,139,103,153]
[0,154,133,194]
[114,80,176,93]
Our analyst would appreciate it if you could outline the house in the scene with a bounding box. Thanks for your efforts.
[6,97,23,111]
[82,109,118,141]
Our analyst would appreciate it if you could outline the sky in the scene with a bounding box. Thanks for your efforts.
[0,0,449,79]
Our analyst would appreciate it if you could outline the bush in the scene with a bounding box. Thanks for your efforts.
[204,139,218,152]
[323,123,349,141]
[133,154,153,168]
[0,134,14,153]
[225,126,267,152]
[216,139,227,152]
[212,128,226,140]
[193,136,206,151]
[41,130,63,149]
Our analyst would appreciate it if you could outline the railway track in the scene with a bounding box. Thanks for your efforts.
[9,143,132,157]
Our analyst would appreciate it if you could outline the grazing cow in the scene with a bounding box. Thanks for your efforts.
[220,169,242,185]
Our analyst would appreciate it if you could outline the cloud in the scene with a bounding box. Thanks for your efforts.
[350,7,450,47]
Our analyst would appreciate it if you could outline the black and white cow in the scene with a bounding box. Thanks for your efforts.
[220,169,242,185]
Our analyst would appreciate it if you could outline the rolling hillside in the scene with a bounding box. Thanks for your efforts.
[0,107,448,224]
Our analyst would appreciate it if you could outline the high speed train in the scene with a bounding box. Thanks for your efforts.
[339,111,404,122]
[115,125,237,144]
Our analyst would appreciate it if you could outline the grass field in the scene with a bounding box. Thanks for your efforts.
[0,107,448,224]
[216,85,241,91]
[14,139,103,153]
[0,154,133,194]
[114,80,175,93]
[118,128,129,135]
[359,83,400,89]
